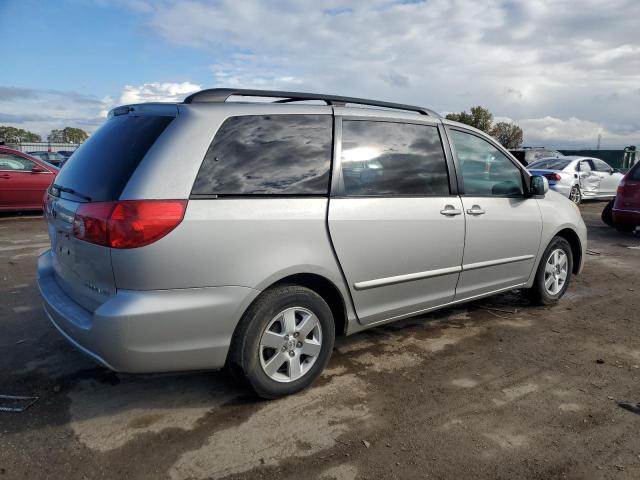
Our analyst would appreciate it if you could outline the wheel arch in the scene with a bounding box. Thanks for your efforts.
[231,270,351,349]
[268,273,348,337]
[554,227,582,274]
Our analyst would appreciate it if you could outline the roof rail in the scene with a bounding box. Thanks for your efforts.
[182,88,440,117]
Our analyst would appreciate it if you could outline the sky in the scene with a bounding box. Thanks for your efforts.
[1,0,639,149]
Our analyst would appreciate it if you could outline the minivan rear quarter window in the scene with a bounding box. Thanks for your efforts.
[192,114,332,195]
[53,115,173,202]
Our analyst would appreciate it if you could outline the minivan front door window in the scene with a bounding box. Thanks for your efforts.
[449,130,524,197]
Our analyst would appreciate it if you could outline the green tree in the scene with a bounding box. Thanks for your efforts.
[62,127,89,143]
[490,122,524,149]
[47,129,64,143]
[48,127,89,144]
[445,106,493,133]
[0,125,41,143]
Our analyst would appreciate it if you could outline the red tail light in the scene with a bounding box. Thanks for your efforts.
[617,181,625,195]
[544,173,562,181]
[73,200,187,248]
[73,202,113,246]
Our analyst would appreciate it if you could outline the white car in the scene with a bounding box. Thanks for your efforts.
[527,156,624,204]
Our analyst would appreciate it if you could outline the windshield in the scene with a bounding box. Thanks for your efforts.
[528,159,572,170]
[53,115,173,202]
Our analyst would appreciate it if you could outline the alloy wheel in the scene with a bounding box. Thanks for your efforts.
[570,186,581,204]
[544,249,568,295]
[259,307,323,383]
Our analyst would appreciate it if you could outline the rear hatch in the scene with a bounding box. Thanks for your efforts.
[45,107,176,312]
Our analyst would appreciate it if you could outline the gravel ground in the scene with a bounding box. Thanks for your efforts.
[1,201,639,480]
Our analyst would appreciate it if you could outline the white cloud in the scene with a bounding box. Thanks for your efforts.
[0,88,108,139]
[4,0,640,147]
[118,82,201,104]
[492,114,638,149]
[518,116,639,149]
[137,0,640,148]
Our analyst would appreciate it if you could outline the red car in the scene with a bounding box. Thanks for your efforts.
[0,147,58,211]
[602,161,640,232]
[612,162,640,232]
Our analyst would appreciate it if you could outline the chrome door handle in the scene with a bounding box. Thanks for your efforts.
[466,205,486,215]
[440,205,462,216]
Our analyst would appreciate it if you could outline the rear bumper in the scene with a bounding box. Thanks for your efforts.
[37,250,260,373]
[612,207,640,227]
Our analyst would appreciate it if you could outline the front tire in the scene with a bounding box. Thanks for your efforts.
[527,236,573,305]
[569,185,582,205]
[228,284,335,399]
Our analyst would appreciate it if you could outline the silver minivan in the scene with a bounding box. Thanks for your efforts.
[38,89,587,398]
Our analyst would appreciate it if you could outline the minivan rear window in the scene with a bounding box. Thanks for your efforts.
[192,114,332,196]
[53,115,173,202]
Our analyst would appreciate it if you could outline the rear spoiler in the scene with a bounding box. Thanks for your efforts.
[108,103,179,119]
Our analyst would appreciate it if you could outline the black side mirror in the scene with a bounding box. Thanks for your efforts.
[530,175,548,196]
[31,166,45,173]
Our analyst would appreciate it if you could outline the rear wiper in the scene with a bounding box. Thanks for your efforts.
[52,184,92,202]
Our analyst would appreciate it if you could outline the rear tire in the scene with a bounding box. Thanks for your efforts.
[527,236,573,306]
[569,185,582,205]
[228,284,335,399]
[601,200,614,227]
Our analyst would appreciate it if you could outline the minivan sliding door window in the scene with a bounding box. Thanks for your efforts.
[340,120,450,196]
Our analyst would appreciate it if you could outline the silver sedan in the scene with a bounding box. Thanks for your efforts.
[527,156,624,204]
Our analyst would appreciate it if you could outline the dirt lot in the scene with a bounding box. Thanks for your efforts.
[1,201,639,480]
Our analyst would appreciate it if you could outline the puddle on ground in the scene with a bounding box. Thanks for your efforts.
[15,350,90,377]
[352,322,484,373]
[169,374,371,480]
[68,373,235,451]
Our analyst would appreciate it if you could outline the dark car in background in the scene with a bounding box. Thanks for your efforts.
[27,151,67,167]
[0,147,58,211]
[57,150,75,160]
[510,147,565,166]
[602,161,640,232]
